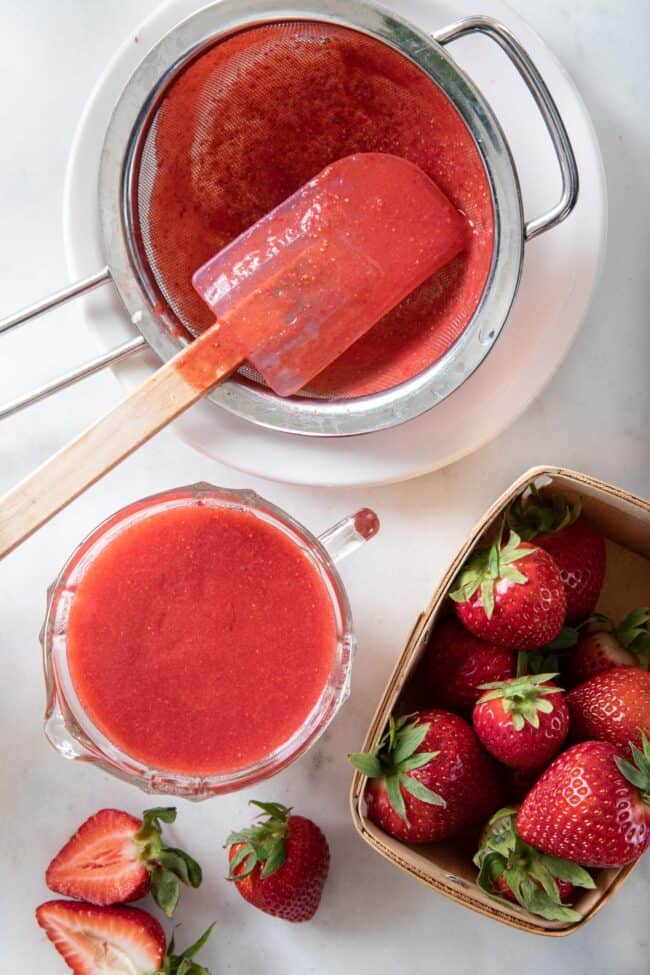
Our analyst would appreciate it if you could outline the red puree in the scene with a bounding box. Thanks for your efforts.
[67,505,336,775]
[147,23,493,398]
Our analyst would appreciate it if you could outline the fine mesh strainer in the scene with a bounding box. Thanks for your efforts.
[0,1,578,436]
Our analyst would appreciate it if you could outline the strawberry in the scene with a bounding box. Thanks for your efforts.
[474,806,594,922]
[449,526,566,650]
[569,608,650,685]
[423,617,516,716]
[349,710,503,843]
[227,801,329,922]
[472,673,569,771]
[517,738,650,867]
[45,807,201,917]
[35,900,213,975]
[508,488,606,624]
[567,666,650,755]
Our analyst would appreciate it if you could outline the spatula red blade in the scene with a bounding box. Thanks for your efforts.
[192,153,466,396]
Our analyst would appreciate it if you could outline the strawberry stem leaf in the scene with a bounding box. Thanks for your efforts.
[474,807,591,923]
[227,802,290,882]
[134,808,202,918]
[508,488,581,541]
[160,922,215,975]
[398,772,446,806]
[615,607,650,668]
[614,735,650,802]
[348,714,446,822]
[386,774,408,823]
[348,753,384,778]
[449,530,533,620]
[477,675,562,731]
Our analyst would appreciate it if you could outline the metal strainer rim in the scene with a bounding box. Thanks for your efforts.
[98,0,524,437]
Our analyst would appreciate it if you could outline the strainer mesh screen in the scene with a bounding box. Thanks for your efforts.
[137,21,493,400]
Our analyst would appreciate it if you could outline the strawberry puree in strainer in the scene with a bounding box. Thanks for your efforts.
[145,22,493,398]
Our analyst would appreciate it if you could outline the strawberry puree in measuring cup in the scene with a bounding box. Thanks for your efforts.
[66,502,337,776]
[43,485,377,795]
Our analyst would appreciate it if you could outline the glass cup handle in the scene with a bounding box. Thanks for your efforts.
[317,508,380,564]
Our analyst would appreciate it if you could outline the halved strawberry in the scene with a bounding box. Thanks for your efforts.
[508,487,606,624]
[46,807,201,917]
[35,900,213,975]
[474,806,594,923]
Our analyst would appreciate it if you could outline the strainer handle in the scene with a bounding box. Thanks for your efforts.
[0,336,146,421]
[433,16,579,240]
[0,266,111,336]
[0,263,147,420]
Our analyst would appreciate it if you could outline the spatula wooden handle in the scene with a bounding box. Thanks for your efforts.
[0,329,243,559]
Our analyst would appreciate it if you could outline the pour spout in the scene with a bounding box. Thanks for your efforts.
[318,508,380,564]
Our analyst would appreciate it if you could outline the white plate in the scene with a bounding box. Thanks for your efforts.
[63,0,606,487]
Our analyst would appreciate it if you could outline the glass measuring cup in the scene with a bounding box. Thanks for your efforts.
[40,483,378,799]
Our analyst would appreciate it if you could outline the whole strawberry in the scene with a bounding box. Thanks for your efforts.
[517,738,650,867]
[473,673,569,771]
[569,608,650,685]
[36,900,213,975]
[450,526,566,650]
[508,488,606,624]
[474,806,594,922]
[567,666,650,755]
[349,710,503,843]
[45,807,201,917]
[423,616,517,716]
[227,801,329,922]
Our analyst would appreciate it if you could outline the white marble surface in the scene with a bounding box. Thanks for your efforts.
[0,1,648,973]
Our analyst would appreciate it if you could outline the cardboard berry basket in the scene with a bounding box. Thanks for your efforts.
[349,466,650,936]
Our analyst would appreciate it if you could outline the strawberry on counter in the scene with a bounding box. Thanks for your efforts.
[35,900,213,975]
[227,802,329,922]
[46,807,201,917]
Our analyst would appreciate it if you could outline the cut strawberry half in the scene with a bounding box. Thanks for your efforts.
[35,900,214,975]
[46,807,201,917]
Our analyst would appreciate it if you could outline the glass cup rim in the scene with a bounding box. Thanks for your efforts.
[42,482,356,798]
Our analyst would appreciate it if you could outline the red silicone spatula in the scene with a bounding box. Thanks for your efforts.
[193,152,466,396]
[0,153,464,558]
